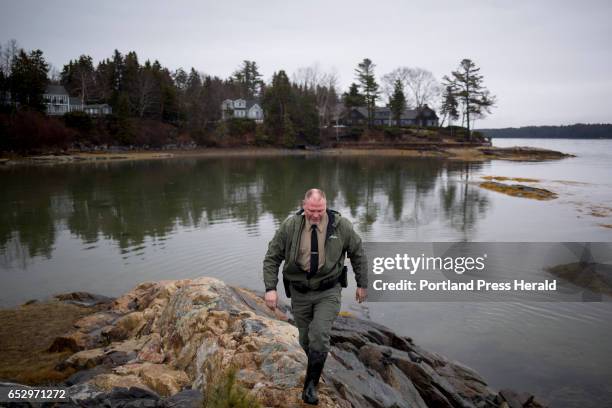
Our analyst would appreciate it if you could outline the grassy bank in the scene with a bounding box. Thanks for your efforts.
[0,301,93,384]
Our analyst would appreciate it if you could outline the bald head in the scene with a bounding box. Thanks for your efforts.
[304,188,326,202]
[303,188,327,224]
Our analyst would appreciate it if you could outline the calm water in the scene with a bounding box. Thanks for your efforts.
[1,139,612,407]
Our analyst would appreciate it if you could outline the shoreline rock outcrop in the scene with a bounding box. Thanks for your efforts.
[1,278,547,407]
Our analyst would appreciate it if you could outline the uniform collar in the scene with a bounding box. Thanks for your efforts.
[306,211,328,232]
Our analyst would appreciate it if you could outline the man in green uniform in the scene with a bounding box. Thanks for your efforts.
[262,188,367,405]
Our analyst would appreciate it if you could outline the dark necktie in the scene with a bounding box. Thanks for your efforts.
[309,225,318,279]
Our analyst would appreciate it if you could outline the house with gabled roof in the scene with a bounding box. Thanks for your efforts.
[43,85,112,116]
[341,104,439,127]
[221,98,264,123]
[43,85,71,115]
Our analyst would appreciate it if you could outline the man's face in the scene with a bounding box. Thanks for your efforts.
[303,198,326,225]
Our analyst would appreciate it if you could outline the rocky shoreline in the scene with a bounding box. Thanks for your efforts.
[0,278,548,407]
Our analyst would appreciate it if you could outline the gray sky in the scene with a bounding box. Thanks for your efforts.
[1,0,611,128]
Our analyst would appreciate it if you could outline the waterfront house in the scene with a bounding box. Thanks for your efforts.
[43,85,70,115]
[341,104,439,127]
[221,98,264,123]
[84,104,112,116]
[43,85,112,116]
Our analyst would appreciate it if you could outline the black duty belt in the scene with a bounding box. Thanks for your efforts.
[288,266,348,295]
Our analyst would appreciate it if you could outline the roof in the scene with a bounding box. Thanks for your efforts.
[44,84,69,96]
[246,99,262,109]
[344,105,439,120]
[221,98,262,110]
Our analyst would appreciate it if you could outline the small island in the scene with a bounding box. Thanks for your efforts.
[0,41,574,164]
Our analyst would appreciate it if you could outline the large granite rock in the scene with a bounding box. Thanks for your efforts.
[36,278,547,407]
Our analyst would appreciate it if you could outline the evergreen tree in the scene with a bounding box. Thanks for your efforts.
[439,81,459,127]
[354,58,379,127]
[388,79,406,125]
[9,49,49,111]
[342,83,365,110]
[261,70,320,146]
[0,70,7,105]
[232,60,263,98]
[448,59,495,137]
[136,60,160,118]
[185,68,203,128]
[202,75,225,123]
[158,65,179,123]
[61,55,96,103]
[173,68,188,91]
[103,49,125,112]
[122,51,141,116]
[94,58,113,106]
[292,85,320,145]
[261,70,293,143]
[173,68,189,123]
[282,111,296,147]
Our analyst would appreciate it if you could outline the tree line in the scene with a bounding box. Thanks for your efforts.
[480,124,612,139]
[0,38,497,151]
[342,58,496,138]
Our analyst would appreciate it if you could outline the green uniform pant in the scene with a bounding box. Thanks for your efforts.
[290,283,341,353]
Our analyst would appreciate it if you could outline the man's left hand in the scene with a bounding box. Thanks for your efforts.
[356,287,367,303]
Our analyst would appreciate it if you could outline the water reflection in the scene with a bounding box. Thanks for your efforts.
[0,156,488,265]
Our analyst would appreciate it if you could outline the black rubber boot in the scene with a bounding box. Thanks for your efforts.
[302,350,328,405]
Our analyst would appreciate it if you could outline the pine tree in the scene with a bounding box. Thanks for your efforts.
[261,70,293,143]
[106,49,125,112]
[0,70,6,104]
[122,51,141,116]
[9,49,49,111]
[292,85,320,145]
[388,79,406,126]
[342,83,365,110]
[185,68,203,128]
[439,82,459,127]
[448,59,495,137]
[232,60,263,98]
[61,55,96,103]
[354,58,379,127]
[282,111,296,147]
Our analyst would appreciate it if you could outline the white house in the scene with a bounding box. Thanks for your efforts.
[43,85,112,116]
[43,85,70,115]
[221,98,264,123]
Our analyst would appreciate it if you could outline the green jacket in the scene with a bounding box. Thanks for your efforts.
[263,209,368,292]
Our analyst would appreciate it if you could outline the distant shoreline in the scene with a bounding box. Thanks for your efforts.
[489,136,612,139]
[480,123,612,139]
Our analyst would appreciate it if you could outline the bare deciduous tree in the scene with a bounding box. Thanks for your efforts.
[381,67,413,107]
[292,64,340,127]
[382,67,441,108]
[48,64,61,84]
[1,39,20,76]
[137,65,157,117]
[405,67,440,108]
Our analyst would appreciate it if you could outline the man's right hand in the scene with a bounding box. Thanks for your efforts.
[264,290,278,309]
